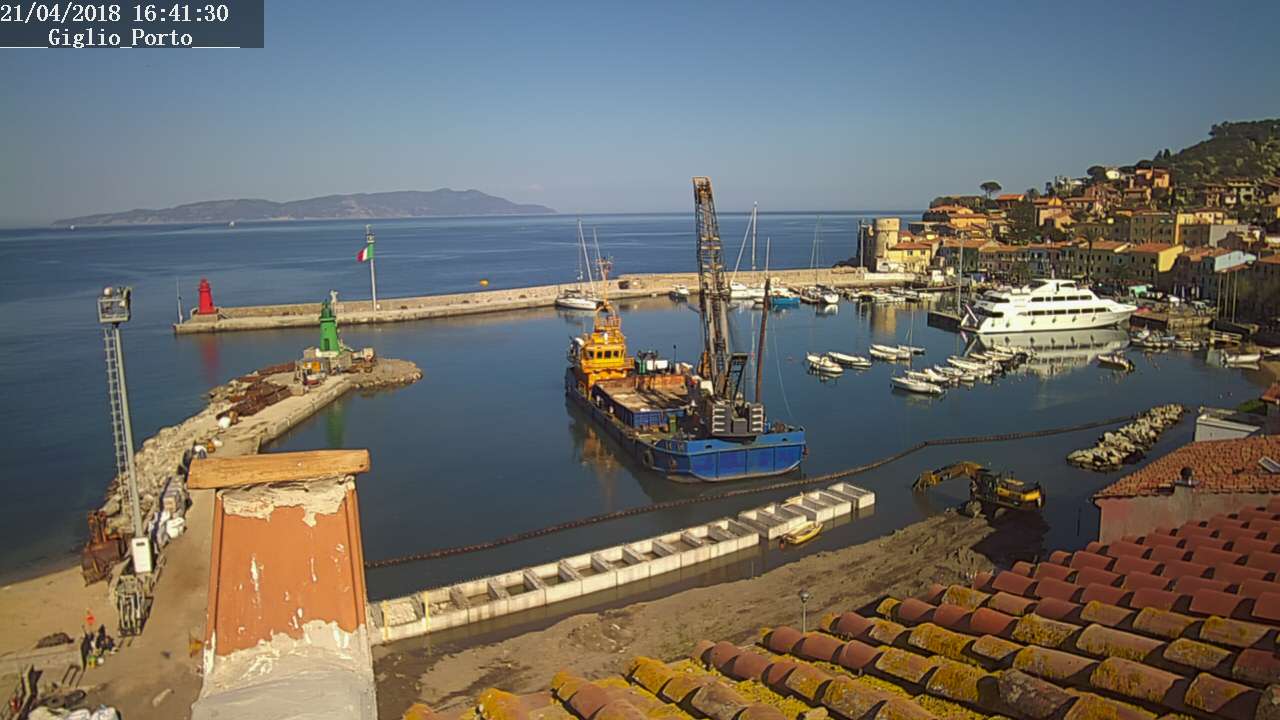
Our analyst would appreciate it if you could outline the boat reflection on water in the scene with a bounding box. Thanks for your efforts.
[973,327,1130,377]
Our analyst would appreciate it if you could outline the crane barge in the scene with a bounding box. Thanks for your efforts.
[563,177,806,481]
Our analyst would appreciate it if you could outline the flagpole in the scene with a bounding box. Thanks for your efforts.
[366,224,378,313]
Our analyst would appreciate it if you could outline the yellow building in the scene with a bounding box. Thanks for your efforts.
[882,241,936,273]
[1120,244,1185,284]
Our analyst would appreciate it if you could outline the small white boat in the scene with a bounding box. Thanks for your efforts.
[898,344,926,356]
[947,356,991,373]
[729,281,766,301]
[870,344,909,361]
[800,286,840,305]
[907,369,952,386]
[891,376,945,396]
[556,290,602,311]
[669,284,690,300]
[1097,353,1135,372]
[1173,338,1202,351]
[1224,351,1262,366]
[805,353,824,365]
[1259,346,1280,358]
[810,356,844,375]
[827,352,871,368]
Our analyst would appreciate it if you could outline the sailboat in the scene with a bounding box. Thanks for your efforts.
[729,204,766,300]
[753,237,800,309]
[556,219,605,311]
[800,216,839,305]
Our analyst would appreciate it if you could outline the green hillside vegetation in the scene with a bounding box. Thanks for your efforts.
[1162,119,1280,184]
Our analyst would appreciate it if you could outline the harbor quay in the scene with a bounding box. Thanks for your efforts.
[172,269,916,334]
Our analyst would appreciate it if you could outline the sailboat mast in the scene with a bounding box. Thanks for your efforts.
[750,203,758,273]
[592,227,607,300]
[755,276,770,403]
[578,218,595,292]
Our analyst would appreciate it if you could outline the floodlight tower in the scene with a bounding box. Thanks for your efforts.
[97,286,145,545]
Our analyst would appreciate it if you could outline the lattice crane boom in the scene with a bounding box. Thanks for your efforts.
[691,177,763,439]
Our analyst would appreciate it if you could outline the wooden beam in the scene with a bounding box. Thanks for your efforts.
[188,450,371,490]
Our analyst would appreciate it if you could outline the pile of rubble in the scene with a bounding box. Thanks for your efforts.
[1066,403,1185,471]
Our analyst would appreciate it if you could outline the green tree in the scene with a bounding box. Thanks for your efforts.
[980,181,1002,199]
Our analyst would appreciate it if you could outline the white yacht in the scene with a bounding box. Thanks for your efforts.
[962,279,1135,334]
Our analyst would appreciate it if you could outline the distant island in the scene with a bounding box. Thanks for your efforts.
[54,189,556,227]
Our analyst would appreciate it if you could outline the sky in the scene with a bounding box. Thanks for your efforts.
[2,0,1279,226]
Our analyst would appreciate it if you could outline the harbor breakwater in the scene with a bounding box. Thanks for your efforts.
[97,358,422,537]
[174,269,916,334]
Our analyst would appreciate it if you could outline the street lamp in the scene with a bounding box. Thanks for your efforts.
[798,589,812,632]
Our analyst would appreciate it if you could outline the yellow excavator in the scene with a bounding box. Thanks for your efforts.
[914,461,1045,517]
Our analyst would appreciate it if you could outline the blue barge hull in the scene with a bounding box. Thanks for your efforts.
[566,370,805,482]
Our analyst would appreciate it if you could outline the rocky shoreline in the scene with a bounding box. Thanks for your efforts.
[1065,404,1186,471]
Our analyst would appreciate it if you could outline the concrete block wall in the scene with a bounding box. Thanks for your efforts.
[370,481,875,643]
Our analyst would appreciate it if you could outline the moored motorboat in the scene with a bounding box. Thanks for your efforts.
[826,351,871,368]
[669,284,690,300]
[1097,353,1134,372]
[1224,351,1262,366]
[891,375,945,396]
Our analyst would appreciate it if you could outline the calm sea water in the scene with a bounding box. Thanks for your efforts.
[0,214,1263,596]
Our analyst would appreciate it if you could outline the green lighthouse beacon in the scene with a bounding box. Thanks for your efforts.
[318,297,342,355]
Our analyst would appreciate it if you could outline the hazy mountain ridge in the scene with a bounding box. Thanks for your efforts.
[55,189,556,226]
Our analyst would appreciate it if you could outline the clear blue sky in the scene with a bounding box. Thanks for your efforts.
[2,0,1278,225]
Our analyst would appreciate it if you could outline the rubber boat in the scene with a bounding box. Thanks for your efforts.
[809,356,844,375]
[782,521,822,545]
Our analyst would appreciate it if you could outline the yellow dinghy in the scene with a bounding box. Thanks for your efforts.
[782,521,822,546]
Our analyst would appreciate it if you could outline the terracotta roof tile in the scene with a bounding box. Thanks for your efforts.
[1172,576,1231,595]
[930,603,971,632]
[1252,592,1280,623]
[1114,556,1162,576]
[1081,583,1129,606]
[1070,551,1115,572]
[1131,607,1196,640]
[1159,559,1211,580]
[1034,578,1084,603]
[1182,673,1260,720]
[1245,551,1280,574]
[1033,597,1082,622]
[1129,587,1183,611]
[1188,589,1247,618]
[1075,566,1122,587]
[1034,562,1074,582]
[1210,563,1266,587]
[1095,436,1280,499]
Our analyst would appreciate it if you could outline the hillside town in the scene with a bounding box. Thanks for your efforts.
[859,120,1280,321]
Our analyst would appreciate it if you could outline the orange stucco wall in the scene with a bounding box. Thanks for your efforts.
[204,486,368,656]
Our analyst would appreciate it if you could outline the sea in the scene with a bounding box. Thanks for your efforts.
[0,213,1264,600]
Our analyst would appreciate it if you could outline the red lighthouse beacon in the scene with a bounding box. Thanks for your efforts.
[196,278,217,315]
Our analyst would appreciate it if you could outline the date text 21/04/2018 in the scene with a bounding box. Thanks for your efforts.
[49,26,192,46]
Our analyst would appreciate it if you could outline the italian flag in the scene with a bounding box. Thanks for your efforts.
[357,244,374,263]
